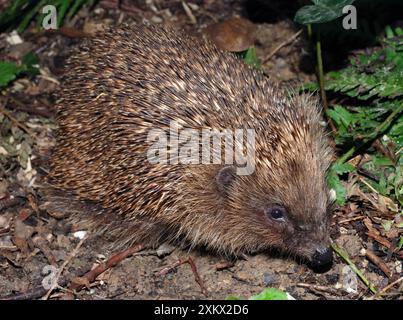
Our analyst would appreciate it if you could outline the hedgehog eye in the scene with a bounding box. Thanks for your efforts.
[265,206,286,222]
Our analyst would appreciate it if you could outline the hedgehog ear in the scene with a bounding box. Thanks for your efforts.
[216,166,236,195]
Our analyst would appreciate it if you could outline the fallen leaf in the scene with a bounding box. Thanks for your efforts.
[204,17,256,52]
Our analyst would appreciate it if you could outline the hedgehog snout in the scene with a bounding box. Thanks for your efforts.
[310,246,333,270]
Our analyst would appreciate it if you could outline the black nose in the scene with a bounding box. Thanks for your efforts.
[311,247,333,268]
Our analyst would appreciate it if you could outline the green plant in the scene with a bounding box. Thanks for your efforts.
[0,0,96,32]
[0,52,39,88]
[241,47,261,69]
[227,288,289,300]
[309,28,403,205]
[0,52,40,172]
[235,47,261,69]
[295,0,356,114]
[295,0,355,25]
[295,1,402,205]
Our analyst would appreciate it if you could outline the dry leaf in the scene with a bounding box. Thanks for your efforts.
[204,17,256,52]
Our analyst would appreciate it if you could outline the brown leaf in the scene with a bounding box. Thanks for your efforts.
[363,217,378,235]
[204,17,256,52]
[378,194,398,213]
[71,276,91,289]
[14,219,34,239]
[11,236,28,252]
[17,208,32,222]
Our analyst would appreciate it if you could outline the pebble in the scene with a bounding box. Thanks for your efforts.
[263,272,275,286]
[156,243,175,258]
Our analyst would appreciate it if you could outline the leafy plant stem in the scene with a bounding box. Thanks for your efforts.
[307,24,312,38]
[315,30,336,133]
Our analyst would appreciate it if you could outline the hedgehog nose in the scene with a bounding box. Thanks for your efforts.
[311,246,333,269]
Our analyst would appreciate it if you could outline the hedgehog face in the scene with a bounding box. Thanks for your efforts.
[259,200,333,270]
[216,155,333,269]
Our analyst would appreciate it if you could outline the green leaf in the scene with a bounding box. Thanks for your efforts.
[381,220,393,232]
[326,105,355,129]
[226,288,289,300]
[395,27,403,37]
[294,0,355,25]
[22,51,40,76]
[0,61,23,87]
[327,163,350,205]
[332,162,355,174]
[243,47,261,69]
[398,237,403,250]
[385,25,394,39]
[372,155,394,167]
[249,288,288,300]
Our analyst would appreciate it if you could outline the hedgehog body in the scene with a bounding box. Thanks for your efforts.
[49,24,333,266]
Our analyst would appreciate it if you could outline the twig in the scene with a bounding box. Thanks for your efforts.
[336,215,365,225]
[366,231,403,259]
[372,276,403,299]
[296,283,347,297]
[315,30,335,133]
[0,267,89,300]
[357,167,380,182]
[0,99,36,138]
[7,95,54,118]
[359,177,380,194]
[32,235,58,267]
[305,24,336,133]
[0,244,143,300]
[43,235,88,300]
[156,257,208,296]
[262,29,303,64]
[365,249,392,278]
[1,284,56,300]
[66,244,144,297]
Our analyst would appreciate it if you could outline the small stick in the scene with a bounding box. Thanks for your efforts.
[1,284,61,301]
[0,267,89,300]
[296,283,347,296]
[156,257,208,296]
[365,249,392,278]
[373,276,403,299]
[0,107,36,138]
[336,215,365,225]
[32,236,58,267]
[43,235,88,300]
[0,244,143,301]
[67,244,144,294]
[359,177,379,194]
[262,29,303,64]
[366,232,403,259]
[7,95,53,118]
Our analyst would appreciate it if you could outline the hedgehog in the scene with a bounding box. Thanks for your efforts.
[46,23,334,268]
